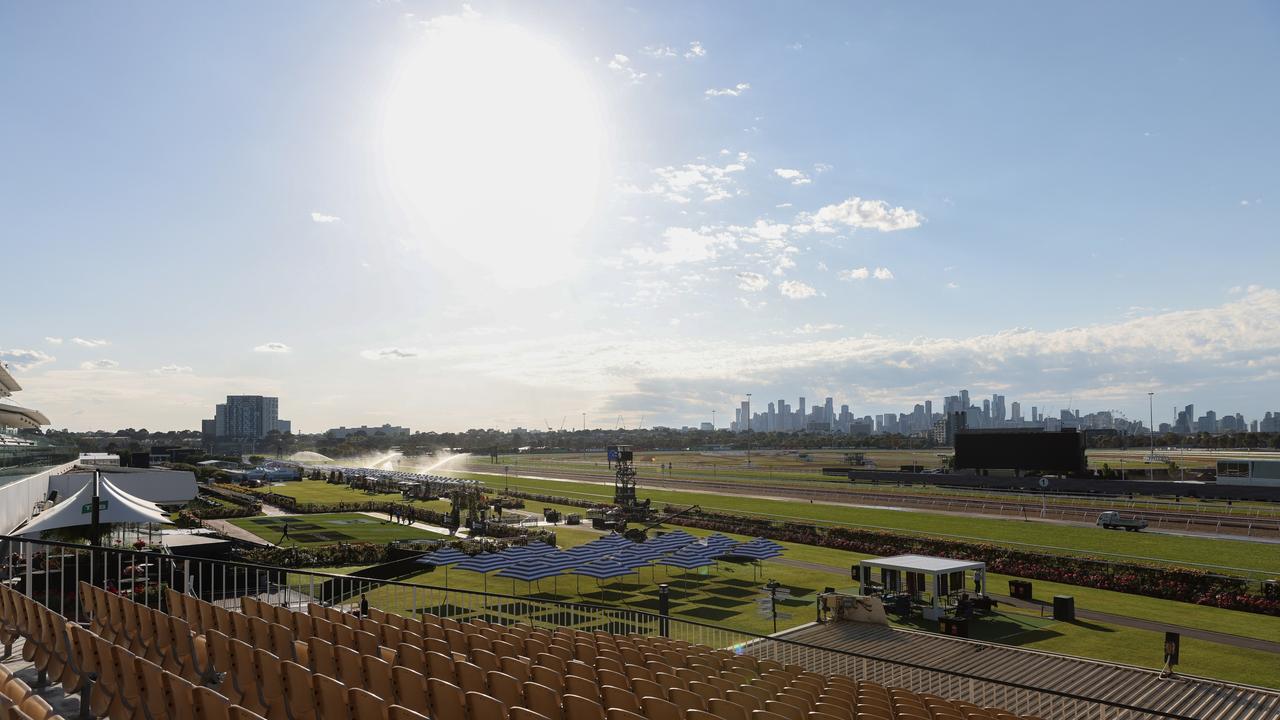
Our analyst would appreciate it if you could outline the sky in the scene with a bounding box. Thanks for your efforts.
[2,1,1279,433]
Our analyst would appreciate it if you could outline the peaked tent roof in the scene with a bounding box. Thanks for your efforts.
[18,475,172,536]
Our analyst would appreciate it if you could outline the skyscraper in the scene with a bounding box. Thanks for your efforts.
[204,395,290,440]
[824,397,835,430]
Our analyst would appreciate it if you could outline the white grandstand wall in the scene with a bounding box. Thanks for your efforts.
[0,460,77,534]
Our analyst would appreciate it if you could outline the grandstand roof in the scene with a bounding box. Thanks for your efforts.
[859,554,986,574]
[0,402,50,429]
[0,364,19,394]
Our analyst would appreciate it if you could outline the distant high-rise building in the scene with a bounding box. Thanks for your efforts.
[204,395,290,441]
[824,397,835,429]
[1010,401,1022,422]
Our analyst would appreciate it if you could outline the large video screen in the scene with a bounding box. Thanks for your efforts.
[954,430,1085,475]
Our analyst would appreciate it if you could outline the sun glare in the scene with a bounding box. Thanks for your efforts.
[383,17,605,285]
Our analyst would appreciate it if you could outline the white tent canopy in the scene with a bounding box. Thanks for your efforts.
[17,474,173,536]
[856,554,987,620]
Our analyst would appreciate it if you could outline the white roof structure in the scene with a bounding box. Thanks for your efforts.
[0,403,50,430]
[0,364,50,429]
[0,365,20,395]
[858,554,986,574]
[16,475,173,536]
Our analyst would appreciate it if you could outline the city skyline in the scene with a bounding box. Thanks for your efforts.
[3,2,1279,431]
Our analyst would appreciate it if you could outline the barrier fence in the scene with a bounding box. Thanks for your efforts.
[0,535,1250,719]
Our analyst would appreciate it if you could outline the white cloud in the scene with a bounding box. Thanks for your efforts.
[253,342,291,353]
[0,349,56,371]
[775,202,792,208]
[45,337,63,345]
[607,54,646,84]
[361,347,423,360]
[153,364,193,375]
[310,212,340,223]
[794,323,842,335]
[787,42,804,51]
[797,196,923,233]
[627,155,750,204]
[773,168,812,186]
[71,338,109,347]
[351,288,1280,420]
[839,266,892,281]
[420,3,480,34]
[642,41,704,60]
[813,162,833,173]
[705,83,750,97]
[642,45,676,58]
[736,271,770,292]
[778,280,817,299]
[945,282,960,290]
[79,359,119,370]
[627,227,737,265]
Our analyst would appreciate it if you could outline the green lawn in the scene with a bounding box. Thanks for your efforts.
[347,521,1280,687]
[227,512,449,547]
[450,472,1280,574]
[231,481,454,515]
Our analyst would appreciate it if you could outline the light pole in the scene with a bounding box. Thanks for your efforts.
[745,393,752,467]
[1148,392,1155,480]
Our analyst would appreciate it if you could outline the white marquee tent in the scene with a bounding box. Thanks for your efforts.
[16,474,173,536]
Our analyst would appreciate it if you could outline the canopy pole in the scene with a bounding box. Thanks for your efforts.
[90,469,102,544]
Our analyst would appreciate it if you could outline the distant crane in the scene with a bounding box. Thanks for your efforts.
[559,416,566,431]
[616,416,623,429]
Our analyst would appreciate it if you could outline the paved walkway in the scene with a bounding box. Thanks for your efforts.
[202,518,273,546]
[773,557,1280,653]
[356,511,465,539]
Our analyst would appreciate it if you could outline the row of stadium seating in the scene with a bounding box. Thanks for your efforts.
[5,577,1042,720]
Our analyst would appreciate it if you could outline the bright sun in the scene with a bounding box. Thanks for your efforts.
[383,16,605,284]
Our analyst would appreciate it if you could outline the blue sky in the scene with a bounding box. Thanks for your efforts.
[3,1,1278,432]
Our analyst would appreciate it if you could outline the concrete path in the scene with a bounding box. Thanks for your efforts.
[774,557,1280,653]
[202,518,273,545]
[356,510,466,539]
